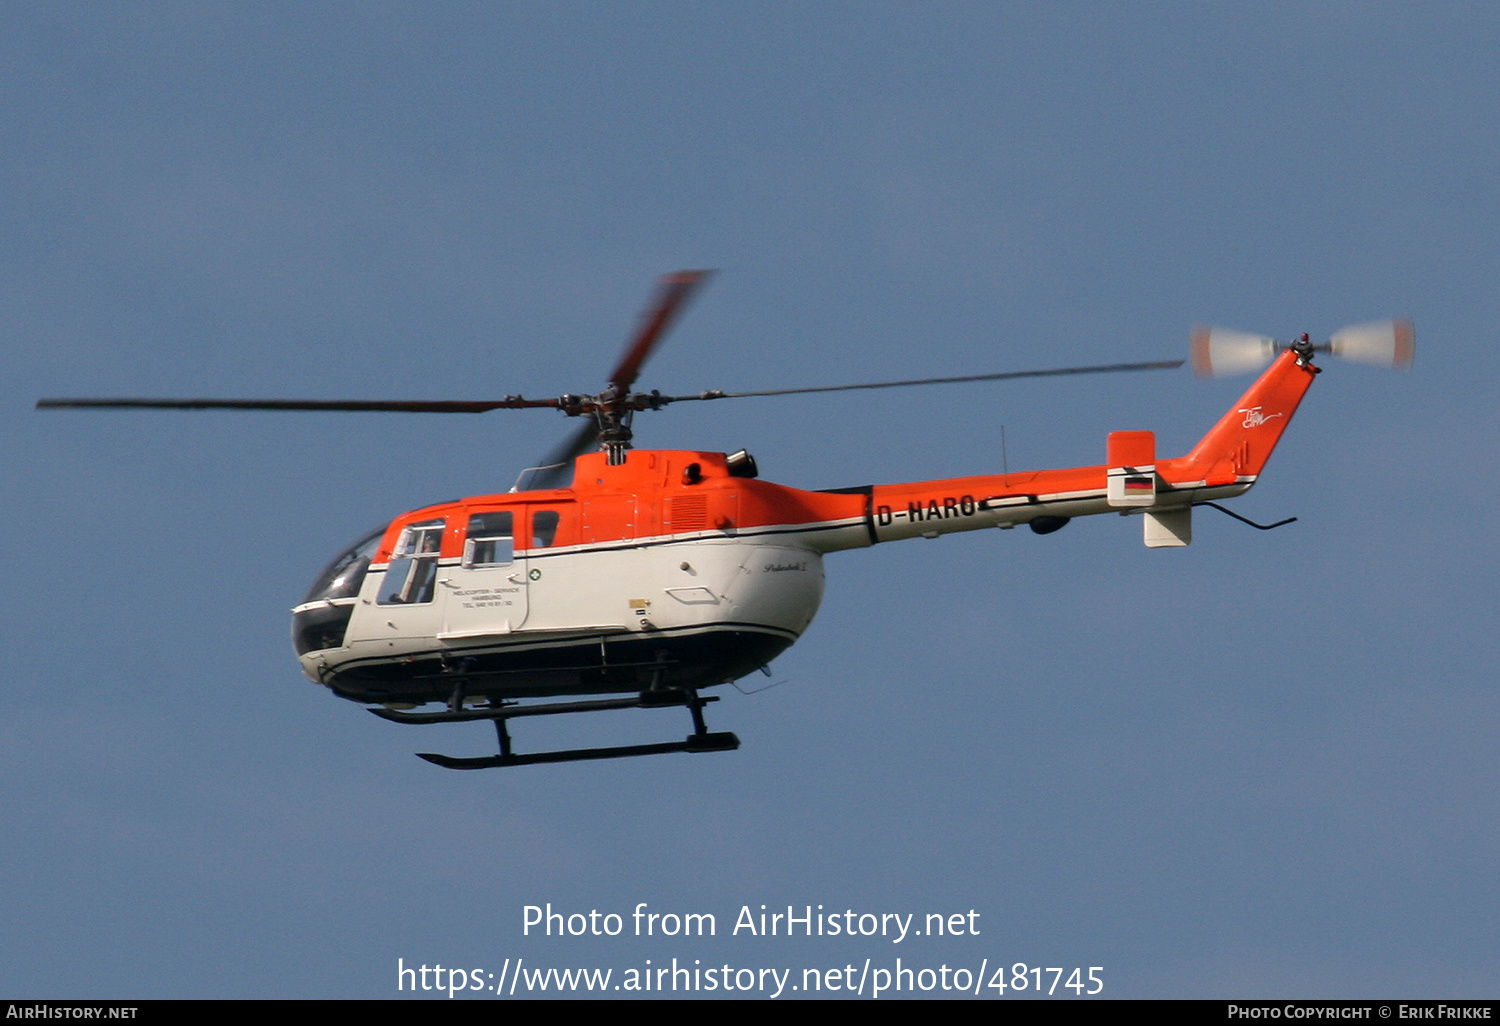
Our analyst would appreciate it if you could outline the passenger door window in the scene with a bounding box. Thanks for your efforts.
[463,511,514,567]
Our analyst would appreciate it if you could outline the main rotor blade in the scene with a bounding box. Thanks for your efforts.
[663,359,1183,402]
[608,270,714,392]
[36,397,559,413]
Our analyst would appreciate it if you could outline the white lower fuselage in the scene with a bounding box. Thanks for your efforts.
[297,535,828,704]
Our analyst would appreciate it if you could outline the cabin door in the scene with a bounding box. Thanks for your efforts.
[441,510,530,638]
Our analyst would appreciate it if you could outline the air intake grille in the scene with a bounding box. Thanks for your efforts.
[667,495,708,531]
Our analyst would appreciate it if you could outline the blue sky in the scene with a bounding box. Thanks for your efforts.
[4,3,1497,998]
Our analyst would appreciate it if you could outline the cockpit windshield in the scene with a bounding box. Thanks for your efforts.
[302,526,385,605]
[293,526,386,657]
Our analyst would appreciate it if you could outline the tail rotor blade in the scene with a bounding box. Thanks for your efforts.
[1190,325,1278,378]
[1329,319,1415,369]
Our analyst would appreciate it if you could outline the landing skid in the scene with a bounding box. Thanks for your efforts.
[369,688,739,769]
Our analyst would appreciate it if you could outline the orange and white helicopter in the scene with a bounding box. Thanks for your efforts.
[39,273,1413,769]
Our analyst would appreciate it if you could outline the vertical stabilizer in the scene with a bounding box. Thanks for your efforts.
[1175,350,1317,487]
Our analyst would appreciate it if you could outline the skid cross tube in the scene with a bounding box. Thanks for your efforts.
[369,688,739,769]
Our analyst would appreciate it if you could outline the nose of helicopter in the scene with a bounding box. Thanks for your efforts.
[291,526,384,656]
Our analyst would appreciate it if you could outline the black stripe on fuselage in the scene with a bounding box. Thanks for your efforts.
[524,520,864,561]
[818,484,877,545]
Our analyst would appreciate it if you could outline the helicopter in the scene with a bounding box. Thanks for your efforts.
[38,272,1413,769]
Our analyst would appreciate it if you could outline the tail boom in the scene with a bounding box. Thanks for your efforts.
[825,350,1318,549]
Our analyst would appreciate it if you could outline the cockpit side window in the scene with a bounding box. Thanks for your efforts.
[463,511,514,567]
[377,518,445,605]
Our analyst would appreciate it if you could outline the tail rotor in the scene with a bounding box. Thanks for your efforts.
[1191,319,1415,378]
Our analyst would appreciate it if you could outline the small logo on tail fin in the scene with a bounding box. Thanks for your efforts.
[1238,406,1284,429]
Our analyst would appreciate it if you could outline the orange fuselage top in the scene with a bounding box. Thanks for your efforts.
[369,351,1318,563]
